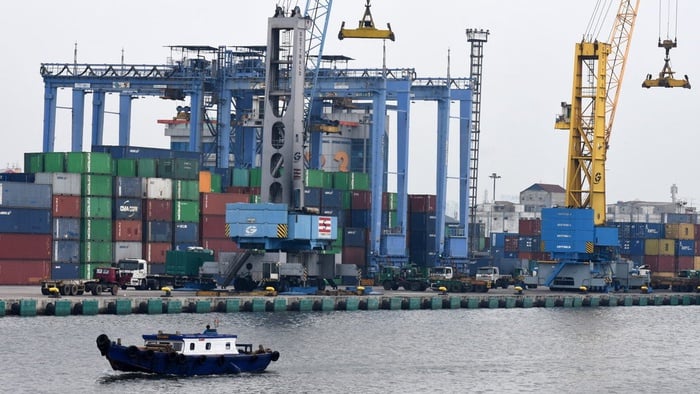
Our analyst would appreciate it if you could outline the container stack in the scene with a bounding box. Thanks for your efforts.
[408,194,438,266]
[142,176,173,271]
[200,191,248,259]
[0,179,52,284]
[113,174,143,263]
[168,159,201,251]
[37,172,81,280]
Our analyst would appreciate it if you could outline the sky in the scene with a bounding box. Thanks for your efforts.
[1,1,699,208]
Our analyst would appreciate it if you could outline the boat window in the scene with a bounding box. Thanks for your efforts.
[190,343,195,351]
[226,343,231,350]
[173,343,183,351]
[206,343,211,350]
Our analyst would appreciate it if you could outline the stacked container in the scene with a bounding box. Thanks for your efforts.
[408,194,438,266]
[200,191,248,259]
[142,177,173,269]
[113,175,143,262]
[0,181,52,284]
[170,161,201,251]
[36,172,81,280]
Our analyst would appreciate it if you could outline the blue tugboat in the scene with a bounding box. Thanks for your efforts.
[96,328,280,376]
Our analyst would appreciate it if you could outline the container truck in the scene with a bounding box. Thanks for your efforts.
[428,266,490,293]
[115,258,216,291]
[40,266,133,296]
[377,264,430,291]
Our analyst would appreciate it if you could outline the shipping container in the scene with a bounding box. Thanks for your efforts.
[82,196,112,219]
[173,200,200,222]
[137,158,157,178]
[675,239,695,257]
[160,158,200,180]
[142,177,173,200]
[200,192,249,215]
[115,158,137,177]
[51,262,80,280]
[53,217,81,240]
[408,194,437,213]
[200,238,240,260]
[113,197,142,220]
[381,192,398,211]
[81,241,113,263]
[173,222,199,243]
[304,188,322,208]
[199,171,212,193]
[0,207,51,234]
[35,172,81,195]
[0,173,35,183]
[43,152,66,173]
[172,179,200,201]
[143,242,171,264]
[322,189,344,209]
[52,195,81,218]
[200,215,227,239]
[677,256,694,271]
[230,168,250,187]
[645,255,675,273]
[53,240,80,263]
[334,171,369,190]
[165,248,214,276]
[81,219,113,241]
[342,246,366,267]
[350,190,371,210]
[81,174,112,196]
[664,223,695,240]
[343,227,366,247]
[644,239,675,256]
[0,234,51,259]
[0,182,52,209]
[114,176,143,198]
[113,220,142,242]
[113,241,143,262]
[144,221,173,243]
[0,260,50,285]
[143,199,173,221]
[24,152,44,173]
[518,218,542,236]
[65,152,113,174]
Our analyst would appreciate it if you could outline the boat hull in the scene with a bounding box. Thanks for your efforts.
[96,334,279,376]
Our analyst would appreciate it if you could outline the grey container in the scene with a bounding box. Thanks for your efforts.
[34,172,81,196]
[53,240,80,263]
[53,218,80,240]
[114,176,143,198]
[0,182,52,209]
[113,241,143,262]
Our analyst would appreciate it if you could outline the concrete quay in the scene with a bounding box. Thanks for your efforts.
[0,286,698,317]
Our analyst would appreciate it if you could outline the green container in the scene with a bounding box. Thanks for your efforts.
[210,172,222,193]
[249,168,262,187]
[385,193,398,210]
[172,180,200,201]
[231,168,250,187]
[158,158,199,180]
[249,195,261,203]
[24,153,44,174]
[66,152,112,174]
[334,172,370,190]
[165,248,214,276]
[304,169,326,188]
[137,158,157,178]
[384,210,398,228]
[43,152,66,173]
[116,159,137,177]
[341,190,352,209]
[81,218,112,241]
[82,174,113,197]
[173,200,200,222]
[82,196,112,219]
[81,242,113,265]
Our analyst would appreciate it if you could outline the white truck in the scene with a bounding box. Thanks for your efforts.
[115,258,216,290]
[474,266,514,289]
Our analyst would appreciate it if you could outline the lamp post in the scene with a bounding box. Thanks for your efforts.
[489,172,501,202]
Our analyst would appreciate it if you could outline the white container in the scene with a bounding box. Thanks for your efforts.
[34,172,81,196]
[113,241,143,262]
[142,177,172,200]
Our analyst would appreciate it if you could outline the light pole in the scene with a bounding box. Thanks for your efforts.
[489,172,501,202]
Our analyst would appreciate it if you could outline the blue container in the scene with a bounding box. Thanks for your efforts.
[51,262,80,280]
[676,240,695,257]
[321,189,343,209]
[0,182,52,209]
[113,197,142,220]
[303,188,322,208]
[350,209,371,228]
[409,230,438,253]
[630,222,664,239]
[145,221,173,243]
[173,222,199,243]
[595,226,619,246]
[114,176,143,198]
[344,227,366,247]
[53,218,80,240]
[665,213,696,224]
[409,212,437,231]
[53,240,80,263]
[92,145,202,160]
[0,173,35,183]
[0,207,51,234]
[492,233,507,248]
[620,238,645,255]
[518,236,541,252]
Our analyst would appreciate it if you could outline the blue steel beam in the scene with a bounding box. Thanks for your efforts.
[71,89,85,152]
[118,93,132,146]
[435,93,450,264]
[91,90,105,148]
[42,84,57,152]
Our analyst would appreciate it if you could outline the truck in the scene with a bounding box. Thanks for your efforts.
[378,264,430,291]
[116,258,216,291]
[40,266,133,296]
[650,270,700,292]
[428,266,490,293]
[474,266,515,289]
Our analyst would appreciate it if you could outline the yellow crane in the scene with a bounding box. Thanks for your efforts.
[555,0,640,226]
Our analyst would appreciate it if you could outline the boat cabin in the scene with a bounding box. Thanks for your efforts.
[142,331,250,356]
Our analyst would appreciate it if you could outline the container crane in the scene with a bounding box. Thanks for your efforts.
[642,0,691,89]
[338,0,395,41]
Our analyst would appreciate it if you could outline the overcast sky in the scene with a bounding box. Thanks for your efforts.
[2,1,698,208]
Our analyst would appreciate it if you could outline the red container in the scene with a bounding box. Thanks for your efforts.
[408,194,436,213]
[0,260,50,285]
[517,251,551,261]
[200,192,249,215]
[52,195,81,218]
[677,256,694,271]
[0,234,51,259]
[646,255,675,273]
[504,235,519,252]
[342,246,367,267]
[143,242,171,264]
[201,238,241,260]
[201,215,227,239]
[695,224,700,241]
[351,190,371,210]
[143,199,172,221]
[519,218,542,236]
[113,220,142,242]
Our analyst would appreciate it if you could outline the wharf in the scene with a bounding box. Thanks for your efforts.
[1,288,699,317]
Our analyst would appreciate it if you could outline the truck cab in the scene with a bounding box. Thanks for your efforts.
[116,258,149,289]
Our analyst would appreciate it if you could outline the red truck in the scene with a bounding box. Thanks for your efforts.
[40,267,133,296]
